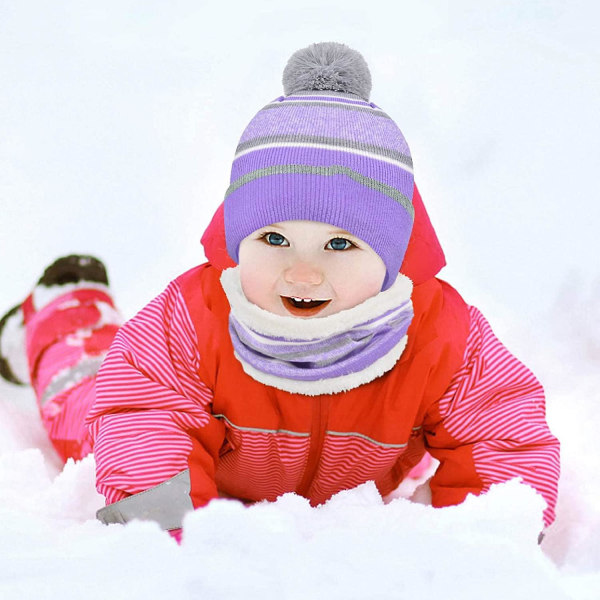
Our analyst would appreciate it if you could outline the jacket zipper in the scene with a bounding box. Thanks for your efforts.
[297,395,330,498]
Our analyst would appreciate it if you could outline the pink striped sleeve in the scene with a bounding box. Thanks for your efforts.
[87,280,217,505]
[425,306,560,527]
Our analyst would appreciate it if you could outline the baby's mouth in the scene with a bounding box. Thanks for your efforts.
[281,296,331,317]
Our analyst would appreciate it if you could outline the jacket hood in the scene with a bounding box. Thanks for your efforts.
[200,184,445,287]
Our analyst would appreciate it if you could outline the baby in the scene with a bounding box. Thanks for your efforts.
[0,42,559,536]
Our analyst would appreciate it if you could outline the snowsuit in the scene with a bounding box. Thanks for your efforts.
[25,188,560,527]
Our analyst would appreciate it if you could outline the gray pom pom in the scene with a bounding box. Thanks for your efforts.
[282,42,372,101]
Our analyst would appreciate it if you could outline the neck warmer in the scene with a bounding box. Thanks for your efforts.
[220,267,414,396]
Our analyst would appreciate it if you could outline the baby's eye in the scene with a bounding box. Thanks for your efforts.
[263,232,289,246]
[326,238,353,251]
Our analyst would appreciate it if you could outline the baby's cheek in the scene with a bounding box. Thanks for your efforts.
[343,280,380,309]
[239,267,263,305]
[239,263,280,313]
[334,259,385,305]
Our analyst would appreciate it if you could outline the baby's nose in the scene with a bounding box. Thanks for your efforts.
[284,261,324,285]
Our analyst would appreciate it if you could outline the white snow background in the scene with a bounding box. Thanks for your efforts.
[1,1,599,599]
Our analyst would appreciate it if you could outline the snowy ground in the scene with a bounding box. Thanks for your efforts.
[1,329,599,600]
[1,1,600,599]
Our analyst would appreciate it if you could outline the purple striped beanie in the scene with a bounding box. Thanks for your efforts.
[224,42,414,291]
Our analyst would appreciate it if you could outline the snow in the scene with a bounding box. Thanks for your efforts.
[1,1,599,599]
[0,414,576,600]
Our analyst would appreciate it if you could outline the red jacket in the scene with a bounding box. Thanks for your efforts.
[88,187,560,526]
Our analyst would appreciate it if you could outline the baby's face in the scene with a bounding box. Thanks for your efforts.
[238,220,387,318]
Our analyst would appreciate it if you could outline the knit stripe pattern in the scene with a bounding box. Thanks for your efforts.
[224,91,415,290]
[85,278,559,525]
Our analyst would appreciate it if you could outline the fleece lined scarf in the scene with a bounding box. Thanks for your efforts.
[220,267,414,396]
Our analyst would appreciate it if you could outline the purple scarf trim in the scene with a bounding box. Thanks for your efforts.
[229,302,412,381]
[221,268,414,394]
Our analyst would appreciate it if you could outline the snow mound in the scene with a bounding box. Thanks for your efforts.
[0,445,569,600]
[180,480,563,600]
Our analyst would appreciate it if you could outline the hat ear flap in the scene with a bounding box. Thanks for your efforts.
[201,203,236,270]
[400,184,446,286]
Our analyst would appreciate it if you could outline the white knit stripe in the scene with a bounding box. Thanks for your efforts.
[434,306,559,526]
[234,142,414,173]
[267,97,385,110]
[275,94,373,104]
[89,280,215,503]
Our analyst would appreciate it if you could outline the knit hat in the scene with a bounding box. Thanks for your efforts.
[223,42,414,291]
